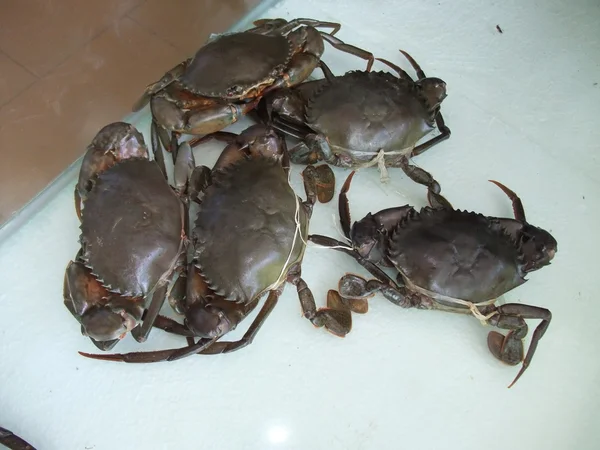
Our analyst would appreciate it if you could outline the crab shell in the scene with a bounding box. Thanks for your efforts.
[179,32,293,99]
[387,208,526,306]
[192,156,309,303]
[302,71,437,166]
[80,158,185,297]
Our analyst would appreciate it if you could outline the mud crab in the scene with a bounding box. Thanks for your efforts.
[133,18,375,162]
[256,49,450,186]
[311,171,556,387]
[79,125,351,363]
[64,122,197,351]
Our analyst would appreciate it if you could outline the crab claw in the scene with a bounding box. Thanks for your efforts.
[487,331,524,367]
[338,274,377,300]
[329,285,369,314]
[76,123,148,215]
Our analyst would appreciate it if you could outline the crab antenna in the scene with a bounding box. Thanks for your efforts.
[489,180,526,223]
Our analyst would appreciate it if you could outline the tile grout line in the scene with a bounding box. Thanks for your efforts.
[0,0,149,105]
[0,48,39,79]
[0,49,39,109]
[126,14,182,54]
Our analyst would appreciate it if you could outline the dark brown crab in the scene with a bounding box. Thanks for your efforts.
[311,171,556,387]
[133,18,375,162]
[64,122,197,351]
[79,125,351,363]
[256,49,450,190]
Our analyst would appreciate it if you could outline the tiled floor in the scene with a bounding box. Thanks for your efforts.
[0,0,260,225]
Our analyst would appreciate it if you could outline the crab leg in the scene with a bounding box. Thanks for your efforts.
[152,315,195,337]
[0,426,37,450]
[192,289,282,355]
[150,120,167,179]
[487,304,552,388]
[131,283,169,343]
[256,18,341,36]
[410,114,451,157]
[397,157,453,209]
[190,99,263,135]
[489,180,526,222]
[132,58,190,112]
[320,33,374,71]
[301,163,335,205]
[288,264,352,337]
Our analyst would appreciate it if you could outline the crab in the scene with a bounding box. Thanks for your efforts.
[310,170,556,387]
[256,49,451,188]
[132,18,375,162]
[78,124,351,363]
[63,122,199,351]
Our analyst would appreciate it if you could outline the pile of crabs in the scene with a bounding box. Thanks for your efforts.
[63,18,557,388]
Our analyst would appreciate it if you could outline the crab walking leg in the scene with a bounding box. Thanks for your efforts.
[152,315,195,337]
[152,96,262,137]
[487,304,552,388]
[193,289,283,355]
[395,157,453,209]
[131,283,169,343]
[78,343,212,364]
[132,59,190,112]
[288,264,352,337]
[253,18,341,36]
[410,113,451,157]
[0,426,37,450]
[308,235,399,288]
[150,120,168,179]
[320,33,375,71]
[338,274,426,310]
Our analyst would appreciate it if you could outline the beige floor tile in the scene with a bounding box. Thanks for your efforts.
[0,0,144,77]
[128,0,261,56]
[0,17,182,224]
[0,51,37,107]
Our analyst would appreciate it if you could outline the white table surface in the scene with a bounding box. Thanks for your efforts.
[1,0,598,448]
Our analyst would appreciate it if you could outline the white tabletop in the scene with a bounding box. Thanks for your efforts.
[1,0,598,449]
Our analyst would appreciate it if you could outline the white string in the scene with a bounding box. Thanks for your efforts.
[404,277,498,324]
[349,146,414,183]
[272,169,311,287]
[332,213,352,243]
